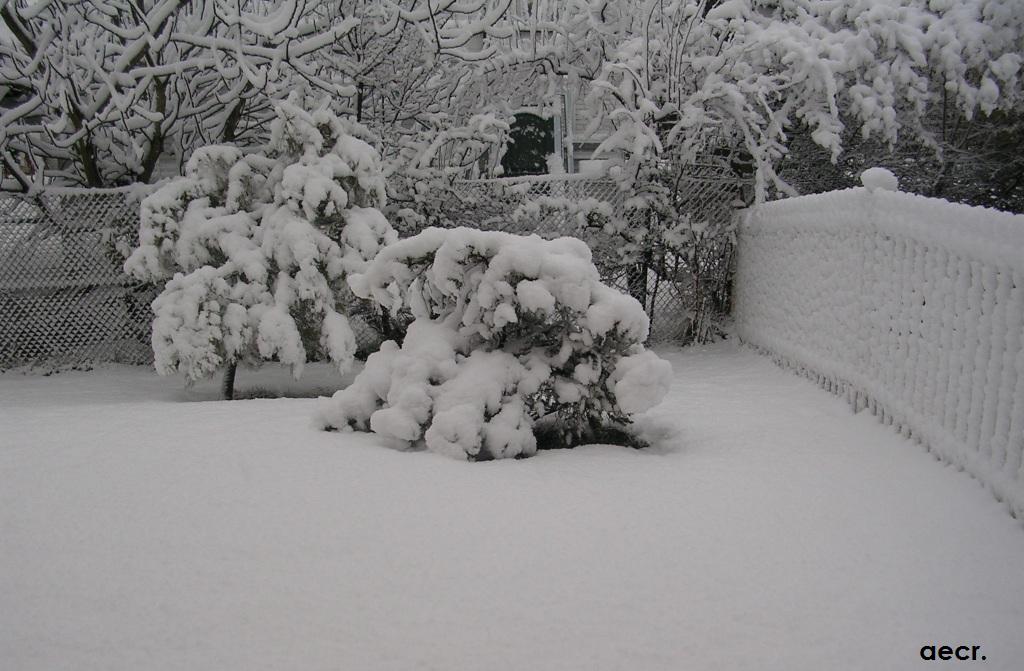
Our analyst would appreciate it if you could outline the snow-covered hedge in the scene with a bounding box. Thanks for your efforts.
[125,99,396,382]
[735,176,1024,516]
[316,227,673,460]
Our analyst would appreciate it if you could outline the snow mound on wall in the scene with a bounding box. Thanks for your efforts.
[860,167,899,192]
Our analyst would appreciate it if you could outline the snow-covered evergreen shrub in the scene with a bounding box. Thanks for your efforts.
[125,98,397,383]
[317,227,673,460]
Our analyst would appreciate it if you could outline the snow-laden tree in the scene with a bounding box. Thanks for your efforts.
[0,0,521,190]
[124,97,396,397]
[317,227,673,460]
[312,3,521,229]
[0,0,368,187]
[570,0,1023,200]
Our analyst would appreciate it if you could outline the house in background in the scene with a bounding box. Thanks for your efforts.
[490,1,617,177]
[500,81,616,177]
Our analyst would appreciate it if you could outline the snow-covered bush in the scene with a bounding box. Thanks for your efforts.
[125,98,397,386]
[317,227,673,460]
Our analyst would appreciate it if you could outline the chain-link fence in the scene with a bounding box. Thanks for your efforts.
[0,188,156,369]
[446,175,626,233]
[1,171,747,369]
[445,172,750,343]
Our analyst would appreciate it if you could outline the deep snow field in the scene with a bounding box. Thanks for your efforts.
[2,342,1023,671]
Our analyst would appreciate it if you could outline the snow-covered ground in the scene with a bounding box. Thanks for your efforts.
[2,342,1022,670]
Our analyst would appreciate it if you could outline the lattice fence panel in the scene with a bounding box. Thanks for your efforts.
[447,174,748,343]
[0,188,156,369]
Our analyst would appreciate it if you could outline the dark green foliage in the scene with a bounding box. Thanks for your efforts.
[500,113,554,177]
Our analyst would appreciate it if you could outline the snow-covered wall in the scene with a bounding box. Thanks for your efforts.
[735,186,1024,517]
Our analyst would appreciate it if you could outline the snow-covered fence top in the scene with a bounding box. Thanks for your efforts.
[734,184,1024,517]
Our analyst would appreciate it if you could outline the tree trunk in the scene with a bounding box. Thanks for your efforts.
[626,260,648,307]
[931,160,951,199]
[75,136,104,187]
[139,79,168,183]
[222,87,251,142]
[221,363,237,400]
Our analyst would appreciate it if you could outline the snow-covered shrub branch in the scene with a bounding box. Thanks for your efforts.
[317,227,672,460]
[124,97,396,384]
[734,174,1024,516]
